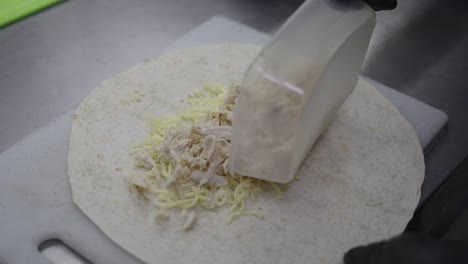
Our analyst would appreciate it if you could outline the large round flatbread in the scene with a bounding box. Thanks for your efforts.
[68,43,424,264]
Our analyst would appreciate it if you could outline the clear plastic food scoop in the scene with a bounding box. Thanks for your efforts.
[230,0,376,183]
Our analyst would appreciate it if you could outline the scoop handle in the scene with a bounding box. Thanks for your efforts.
[364,0,397,11]
[230,0,376,183]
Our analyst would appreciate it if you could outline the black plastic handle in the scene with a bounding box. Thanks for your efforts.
[363,0,397,11]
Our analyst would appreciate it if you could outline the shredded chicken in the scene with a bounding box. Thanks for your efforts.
[135,151,156,169]
[192,126,232,140]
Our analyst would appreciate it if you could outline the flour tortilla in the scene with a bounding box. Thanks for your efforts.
[68,43,424,264]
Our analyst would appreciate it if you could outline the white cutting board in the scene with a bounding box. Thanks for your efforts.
[0,16,447,264]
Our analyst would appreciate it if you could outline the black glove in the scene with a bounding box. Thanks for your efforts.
[344,232,468,264]
[363,0,397,11]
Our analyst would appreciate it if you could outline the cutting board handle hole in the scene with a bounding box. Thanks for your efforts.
[38,239,92,264]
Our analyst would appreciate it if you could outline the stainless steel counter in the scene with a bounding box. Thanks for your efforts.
[1,0,466,202]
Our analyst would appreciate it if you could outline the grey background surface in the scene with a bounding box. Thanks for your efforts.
[0,0,466,202]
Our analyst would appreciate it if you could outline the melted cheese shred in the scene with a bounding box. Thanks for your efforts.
[129,83,284,226]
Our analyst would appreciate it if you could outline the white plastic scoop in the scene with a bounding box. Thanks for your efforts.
[230,0,376,183]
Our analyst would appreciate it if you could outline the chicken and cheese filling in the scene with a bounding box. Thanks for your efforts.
[129,84,284,230]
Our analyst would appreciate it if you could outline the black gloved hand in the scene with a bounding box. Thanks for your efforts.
[363,0,397,11]
[344,232,468,264]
